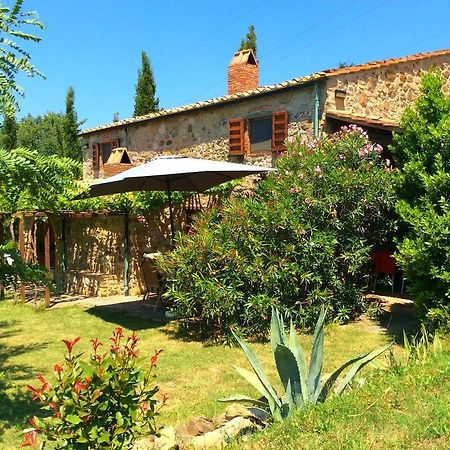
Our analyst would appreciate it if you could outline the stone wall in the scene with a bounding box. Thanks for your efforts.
[325,54,450,122]
[82,86,316,180]
[63,208,182,297]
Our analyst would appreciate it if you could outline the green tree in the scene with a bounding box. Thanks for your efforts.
[0,0,44,118]
[0,112,17,149]
[391,70,450,331]
[62,86,81,161]
[133,50,159,117]
[16,112,65,156]
[238,24,257,55]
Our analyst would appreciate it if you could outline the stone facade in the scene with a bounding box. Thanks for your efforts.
[82,84,317,179]
[325,53,450,123]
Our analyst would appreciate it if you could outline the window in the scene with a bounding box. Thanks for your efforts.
[228,110,288,155]
[250,117,272,152]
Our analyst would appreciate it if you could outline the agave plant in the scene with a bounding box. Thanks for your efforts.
[220,307,391,421]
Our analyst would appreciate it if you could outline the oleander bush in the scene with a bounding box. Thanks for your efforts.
[22,328,165,449]
[158,127,396,340]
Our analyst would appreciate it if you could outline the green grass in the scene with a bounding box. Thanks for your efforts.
[233,351,450,450]
[0,299,398,449]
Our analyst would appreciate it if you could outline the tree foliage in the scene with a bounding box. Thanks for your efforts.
[133,51,158,117]
[238,24,257,55]
[0,0,44,118]
[0,147,80,212]
[0,110,17,149]
[158,128,396,340]
[16,112,65,156]
[63,86,81,161]
[391,70,450,330]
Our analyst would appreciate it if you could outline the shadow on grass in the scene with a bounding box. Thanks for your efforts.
[0,319,48,431]
[85,300,170,331]
[376,300,418,345]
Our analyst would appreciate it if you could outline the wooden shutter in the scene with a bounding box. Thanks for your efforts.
[272,110,288,151]
[229,118,245,155]
[111,139,120,149]
[92,144,100,170]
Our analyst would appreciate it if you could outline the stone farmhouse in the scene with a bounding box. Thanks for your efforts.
[81,48,450,180]
[16,48,450,302]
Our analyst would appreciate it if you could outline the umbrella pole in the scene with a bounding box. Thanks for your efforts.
[166,182,175,245]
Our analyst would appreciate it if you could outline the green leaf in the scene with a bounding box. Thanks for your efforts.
[270,306,287,353]
[66,414,82,425]
[335,342,392,396]
[288,321,308,406]
[116,411,124,427]
[274,344,301,408]
[308,308,326,402]
[79,361,95,378]
[232,331,281,410]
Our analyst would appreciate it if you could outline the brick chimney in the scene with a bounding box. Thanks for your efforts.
[227,49,259,95]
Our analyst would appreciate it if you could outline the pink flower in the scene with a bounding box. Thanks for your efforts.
[338,153,346,160]
[374,143,383,153]
[290,187,299,194]
[386,159,391,167]
[314,165,322,177]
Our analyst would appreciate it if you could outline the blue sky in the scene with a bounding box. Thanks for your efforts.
[15,0,450,129]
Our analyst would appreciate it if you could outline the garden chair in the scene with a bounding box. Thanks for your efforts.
[371,250,404,294]
[140,253,165,311]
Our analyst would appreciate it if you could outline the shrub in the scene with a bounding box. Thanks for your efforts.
[391,70,450,329]
[158,127,396,339]
[220,307,391,421]
[22,328,165,449]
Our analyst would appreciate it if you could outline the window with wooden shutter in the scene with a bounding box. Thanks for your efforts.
[100,139,120,164]
[229,118,245,155]
[92,144,100,170]
[272,110,288,151]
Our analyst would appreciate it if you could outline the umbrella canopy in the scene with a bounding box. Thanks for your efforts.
[77,155,274,241]
[80,155,274,198]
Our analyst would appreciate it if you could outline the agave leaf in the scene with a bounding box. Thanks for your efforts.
[335,342,392,396]
[274,344,302,408]
[308,307,326,402]
[288,321,308,406]
[232,330,282,409]
[282,379,293,412]
[318,353,373,403]
[218,394,268,409]
[270,306,287,354]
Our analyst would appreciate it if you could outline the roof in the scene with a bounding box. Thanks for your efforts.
[81,48,450,136]
[326,111,402,132]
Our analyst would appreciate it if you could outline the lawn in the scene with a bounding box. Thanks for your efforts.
[0,299,394,449]
[233,351,450,449]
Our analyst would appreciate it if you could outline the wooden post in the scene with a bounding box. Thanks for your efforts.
[44,220,51,306]
[18,215,26,302]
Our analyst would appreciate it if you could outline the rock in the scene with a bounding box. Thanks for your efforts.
[176,416,215,441]
[190,417,256,449]
[153,426,177,450]
[218,404,268,425]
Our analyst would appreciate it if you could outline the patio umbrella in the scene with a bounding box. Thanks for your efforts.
[76,156,274,241]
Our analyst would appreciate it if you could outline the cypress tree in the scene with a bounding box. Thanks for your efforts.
[63,87,81,161]
[1,112,17,150]
[238,25,257,56]
[134,51,159,117]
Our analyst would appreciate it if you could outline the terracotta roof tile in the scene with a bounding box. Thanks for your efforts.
[81,48,449,136]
